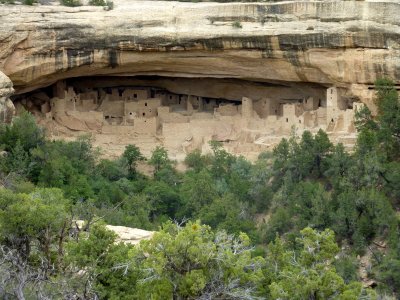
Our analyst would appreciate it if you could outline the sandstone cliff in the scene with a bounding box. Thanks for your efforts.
[0,0,399,109]
[0,71,15,123]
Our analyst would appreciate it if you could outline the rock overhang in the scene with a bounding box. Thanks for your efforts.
[0,0,399,101]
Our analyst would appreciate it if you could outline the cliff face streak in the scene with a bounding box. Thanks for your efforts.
[0,0,399,109]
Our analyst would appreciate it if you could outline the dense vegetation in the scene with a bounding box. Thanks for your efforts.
[0,78,399,299]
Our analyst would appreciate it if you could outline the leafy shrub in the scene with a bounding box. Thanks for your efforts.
[232,21,242,29]
[60,0,81,7]
[335,255,360,284]
[377,257,400,294]
[0,110,45,153]
[23,0,37,5]
[88,0,105,5]
[105,0,113,9]
[88,0,113,9]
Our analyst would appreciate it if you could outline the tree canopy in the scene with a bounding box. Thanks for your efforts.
[0,78,399,298]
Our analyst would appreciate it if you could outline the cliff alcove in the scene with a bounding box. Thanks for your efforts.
[1,0,399,159]
[10,75,360,160]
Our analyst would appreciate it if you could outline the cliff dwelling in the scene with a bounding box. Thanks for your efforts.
[11,76,362,160]
[1,0,398,161]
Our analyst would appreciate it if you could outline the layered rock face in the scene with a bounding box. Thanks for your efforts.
[0,0,399,101]
[0,72,15,123]
[0,0,399,159]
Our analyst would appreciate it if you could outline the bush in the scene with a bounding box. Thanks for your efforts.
[88,0,105,5]
[335,255,360,284]
[88,0,113,9]
[0,110,45,153]
[23,0,37,5]
[105,0,113,9]
[60,0,81,7]
[232,21,242,29]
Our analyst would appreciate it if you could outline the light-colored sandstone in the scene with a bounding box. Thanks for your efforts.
[0,0,399,104]
[1,0,399,159]
[105,225,154,245]
[74,220,154,245]
[0,71,15,123]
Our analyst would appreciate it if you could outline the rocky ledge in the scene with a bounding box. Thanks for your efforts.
[0,0,399,110]
[0,72,15,123]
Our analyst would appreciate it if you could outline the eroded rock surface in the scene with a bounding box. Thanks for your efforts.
[105,225,154,245]
[74,220,154,245]
[0,71,15,123]
[0,0,399,102]
[1,0,399,159]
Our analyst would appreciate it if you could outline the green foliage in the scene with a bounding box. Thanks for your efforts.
[66,224,137,299]
[149,146,173,173]
[32,135,96,177]
[290,182,331,229]
[0,188,70,261]
[267,228,376,300]
[354,105,378,132]
[227,156,252,201]
[96,158,128,181]
[133,221,264,299]
[232,21,243,28]
[87,0,114,9]
[106,0,113,9]
[262,181,331,243]
[122,144,144,177]
[0,111,44,177]
[262,206,292,243]
[333,188,396,252]
[29,141,96,202]
[23,0,37,5]
[2,140,30,175]
[199,193,258,240]
[272,129,333,185]
[184,149,209,172]
[355,78,400,160]
[376,257,400,294]
[60,0,81,6]
[67,223,117,268]
[374,78,400,159]
[335,255,360,284]
[179,169,217,218]
[143,180,181,221]
[0,83,399,298]
[89,0,105,5]
[383,161,400,200]
[248,155,273,211]
[66,221,266,299]
[325,143,352,188]
[0,0,15,3]
[208,140,235,180]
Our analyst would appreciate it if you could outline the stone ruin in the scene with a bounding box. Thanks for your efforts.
[11,77,364,160]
